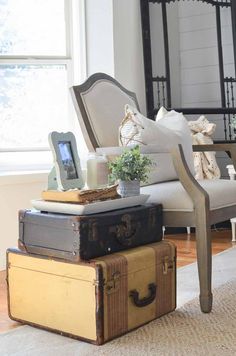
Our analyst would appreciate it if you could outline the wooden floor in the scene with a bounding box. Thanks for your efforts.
[168,228,233,267]
[0,229,234,333]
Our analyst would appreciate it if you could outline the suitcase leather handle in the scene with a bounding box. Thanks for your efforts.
[129,283,157,307]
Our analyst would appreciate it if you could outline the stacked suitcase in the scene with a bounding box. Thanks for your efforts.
[7,203,176,345]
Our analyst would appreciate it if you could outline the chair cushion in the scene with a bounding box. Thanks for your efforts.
[119,105,195,185]
[141,179,236,212]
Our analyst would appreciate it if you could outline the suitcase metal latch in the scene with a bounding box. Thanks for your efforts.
[106,271,121,294]
[162,256,173,275]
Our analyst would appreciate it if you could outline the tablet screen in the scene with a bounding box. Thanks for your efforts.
[58,141,78,180]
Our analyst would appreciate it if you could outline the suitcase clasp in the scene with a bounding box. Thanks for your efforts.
[106,271,121,294]
[162,256,173,275]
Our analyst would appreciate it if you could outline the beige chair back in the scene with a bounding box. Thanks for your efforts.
[70,73,139,151]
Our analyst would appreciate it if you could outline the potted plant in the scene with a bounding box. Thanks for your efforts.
[109,145,153,197]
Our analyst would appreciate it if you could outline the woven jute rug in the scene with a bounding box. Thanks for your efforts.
[1,248,236,356]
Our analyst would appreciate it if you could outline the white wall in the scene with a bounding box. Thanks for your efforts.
[0,173,47,270]
[178,2,234,177]
[178,2,221,109]
[85,0,114,76]
[85,0,146,114]
[113,0,146,113]
[168,4,181,108]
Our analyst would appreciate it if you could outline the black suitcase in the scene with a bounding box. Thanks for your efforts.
[18,204,163,261]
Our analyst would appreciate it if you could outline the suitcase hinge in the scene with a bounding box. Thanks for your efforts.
[162,256,173,275]
[106,271,121,294]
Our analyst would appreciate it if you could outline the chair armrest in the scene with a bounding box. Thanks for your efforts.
[193,143,236,152]
[171,145,210,212]
[193,143,236,171]
[176,142,236,206]
[96,144,169,155]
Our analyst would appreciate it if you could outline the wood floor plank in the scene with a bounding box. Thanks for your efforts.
[0,229,233,333]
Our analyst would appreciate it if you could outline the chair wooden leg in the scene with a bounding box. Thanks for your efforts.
[231,219,236,242]
[170,144,212,311]
[195,209,212,313]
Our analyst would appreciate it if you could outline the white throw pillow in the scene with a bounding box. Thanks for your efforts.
[119,105,194,185]
[155,106,168,121]
[120,104,166,145]
[155,107,195,176]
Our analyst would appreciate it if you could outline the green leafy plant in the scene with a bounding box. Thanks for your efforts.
[109,145,153,183]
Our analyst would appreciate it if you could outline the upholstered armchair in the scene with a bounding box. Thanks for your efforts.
[70,72,236,313]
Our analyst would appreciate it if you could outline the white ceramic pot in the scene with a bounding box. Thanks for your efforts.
[118,180,140,198]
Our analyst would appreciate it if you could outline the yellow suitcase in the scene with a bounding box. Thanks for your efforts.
[7,241,176,345]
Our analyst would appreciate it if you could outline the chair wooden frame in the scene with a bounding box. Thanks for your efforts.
[172,143,236,312]
[71,72,236,313]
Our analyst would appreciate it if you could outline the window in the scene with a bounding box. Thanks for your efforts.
[0,0,86,171]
